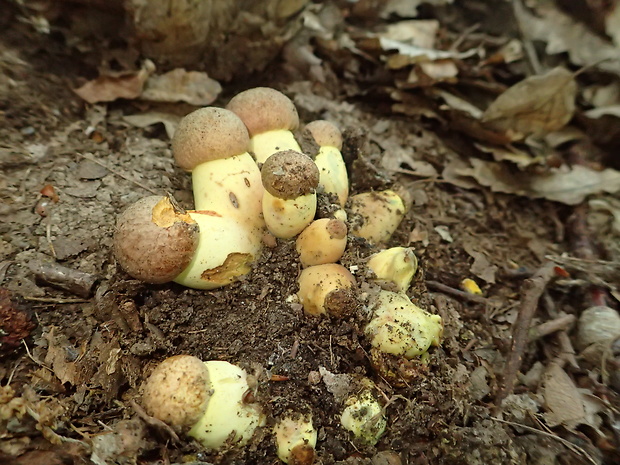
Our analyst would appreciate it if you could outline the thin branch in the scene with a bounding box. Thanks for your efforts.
[495,262,556,410]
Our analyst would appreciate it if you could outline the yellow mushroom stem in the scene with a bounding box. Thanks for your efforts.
[173,210,262,289]
[274,414,317,465]
[251,130,301,164]
[367,247,418,292]
[191,152,265,231]
[296,218,347,267]
[297,264,357,317]
[365,290,443,360]
[347,190,405,244]
[188,361,265,449]
[263,191,317,239]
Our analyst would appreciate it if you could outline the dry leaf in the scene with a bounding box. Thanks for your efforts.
[515,1,620,76]
[141,68,222,106]
[380,20,439,49]
[481,67,577,140]
[542,363,585,429]
[442,158,620,205]
[381,0,454,18]
[74,61,155,104]
[463,243,497,284]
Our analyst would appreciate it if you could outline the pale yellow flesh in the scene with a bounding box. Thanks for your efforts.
[315,145,349,207]
[191,153,264,231]
[188,361,264,449]
[367,247,418,292]
[173,212,262,289]
[274,415,317,464]
[251,129,301,164]
[263,191,316,239]
[365,290,443,359]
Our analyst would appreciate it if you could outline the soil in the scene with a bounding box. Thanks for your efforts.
[1,3,619,465]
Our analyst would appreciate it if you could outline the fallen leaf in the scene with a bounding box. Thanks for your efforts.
[515,1,620,76]
[481,67,577,140]
[434,225,453,243]
[463,243,497,284]
[380,20,439,49]
[141,68,222,105]
[584,105,620,119]
[74,61,155,104]
[542,363,585,429]
[442,158,620,205]
[381,0,454,18]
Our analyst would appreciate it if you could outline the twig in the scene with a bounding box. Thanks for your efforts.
[426,280,491,305]
[495,262,556,411]
[528,314,576,342]
[490,416,598,465]
[28,260,98,298]
[541,292,579,369]
[512,0,543,74]
[22,296,90,304]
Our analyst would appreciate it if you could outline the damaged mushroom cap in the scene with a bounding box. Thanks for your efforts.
[226,87,299,137]
[305,120,343,150]
[172,107,250,171]
[141,355,211,433]
[297,263,358,317]
[113,196,198,284]
[296,218,348,267]
[347,190,405,244]
[261,150,320,200]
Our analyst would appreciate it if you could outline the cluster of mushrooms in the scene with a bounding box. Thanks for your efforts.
[113,88,444,463]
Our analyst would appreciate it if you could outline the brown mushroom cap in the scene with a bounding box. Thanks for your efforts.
[172,107,250,171]
[261,150,320,200]
[142,355,211,433]
[226,87,299,137]
[305,120,343,150]
[113,196,198,283]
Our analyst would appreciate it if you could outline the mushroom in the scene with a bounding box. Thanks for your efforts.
[261,150,320,239]
[227,87,301,163]
[297,263,358,317]
[172,106,264,231]
[340,378,386,446]
[142,355,264,450]
[365,290,443,360]
[274,413,317,465]
[367,247,418,292]
[347,190,405,244]
[305,120,348,208]
[113,196,198,284]
[296,218,347,267]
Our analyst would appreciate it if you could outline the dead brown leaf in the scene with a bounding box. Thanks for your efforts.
[542,362,585,429]
[141,68,221,106]
[442,158,620,205]
[481,67,577,141]
[73,61,154,104]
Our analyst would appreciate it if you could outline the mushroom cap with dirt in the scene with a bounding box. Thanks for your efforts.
[296,218,348,267]
[142,355,211,433]
[297,263,358,317]
[226,87,301,163]
[261,149,320,238]
[113,196,198,284]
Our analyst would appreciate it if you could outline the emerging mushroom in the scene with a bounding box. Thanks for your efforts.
[113,196,198,284]
[142,355,264,450]
[261,150,320,239]
[365,290,443,360]
[305,120,348,208]
[227,87,301,163]
[172,106,264,232]
[297,263,358,317]
[296,218,347,267]
[274,413,317,465]
[347,190,405,244]
[340,378,386,446]
[367,247,418,292]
